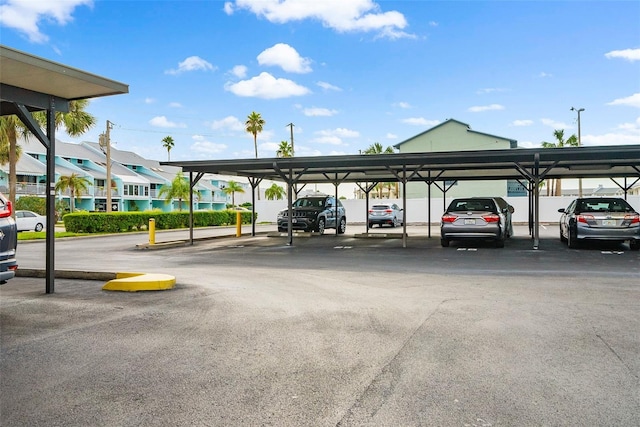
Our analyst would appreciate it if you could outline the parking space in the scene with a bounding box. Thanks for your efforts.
[2,227,639,426]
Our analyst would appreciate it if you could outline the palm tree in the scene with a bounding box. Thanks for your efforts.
[0,99,96,209]
[158,171,195,211]
[55,173,92,213]
[276,140,293,158]
[245,111,265,159]
[222,180,245,206]
[363,142,396,198]
[245,111,265,200]
[265,183,286,200]
[542,129,578,196]
[363,142,394,155]
[162,136,175,161]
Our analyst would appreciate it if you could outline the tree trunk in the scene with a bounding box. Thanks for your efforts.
[555,179,562,197]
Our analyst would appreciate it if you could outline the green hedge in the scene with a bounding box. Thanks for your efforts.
[63,210,256,233]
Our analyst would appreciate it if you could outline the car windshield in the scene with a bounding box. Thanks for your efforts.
[448,199,496,213]
[576,198,634,213]
[293,197,325,208]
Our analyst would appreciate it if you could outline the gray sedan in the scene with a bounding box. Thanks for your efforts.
[440,197,514,248]
[558,197,639,250]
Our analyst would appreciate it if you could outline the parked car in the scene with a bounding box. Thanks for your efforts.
[558,197,639,250]
[0,193,18,283]
[368,203,404,228]
[440,197,514,248]
[277,194,346,234]
[16,210,46,232]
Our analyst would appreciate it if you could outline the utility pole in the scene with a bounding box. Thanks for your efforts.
[287,122,295,156]
[99,120,113,212]
[570,107,584,197]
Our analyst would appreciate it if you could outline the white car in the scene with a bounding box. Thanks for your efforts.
[16,210,46,232]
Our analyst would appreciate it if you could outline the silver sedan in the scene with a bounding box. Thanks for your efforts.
[558,197,640,250]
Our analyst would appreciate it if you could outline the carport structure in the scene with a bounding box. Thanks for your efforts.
[0,45,128,293]
[165,144,640,249]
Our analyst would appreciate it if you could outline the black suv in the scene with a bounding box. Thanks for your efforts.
[0,193,18,283]
[277,194,347,234]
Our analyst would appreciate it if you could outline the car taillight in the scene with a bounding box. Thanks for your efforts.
[577,214,594,223]
[385,209,392,213]
[625,214,640,224]
[442,214,458,223]
[0,200,12,218]
[482,214,500,223]
[368,210,373,213]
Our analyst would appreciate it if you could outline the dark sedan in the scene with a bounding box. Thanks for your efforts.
[558,197,639,250]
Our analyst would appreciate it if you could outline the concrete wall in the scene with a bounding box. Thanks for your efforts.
[254,196,640,225]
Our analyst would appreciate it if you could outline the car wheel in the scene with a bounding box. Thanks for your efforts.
[278,227,286,232]
[567,226,579,249]
[440,238,450,247]
[630,240,639,251]
[560,225,567,243]
[368,222,373,229]
[391,217,398,228]
[35,223,43,232]
[337,217,346,234]
[495,238,505,248]
[317,218,325,235]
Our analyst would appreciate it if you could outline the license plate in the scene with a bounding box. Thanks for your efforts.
[464,219,476,225]
[602,219,616,226]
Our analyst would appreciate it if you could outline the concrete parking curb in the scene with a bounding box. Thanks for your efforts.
[16,269,116,281]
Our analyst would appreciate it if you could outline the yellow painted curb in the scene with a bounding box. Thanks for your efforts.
[102,272,176,292]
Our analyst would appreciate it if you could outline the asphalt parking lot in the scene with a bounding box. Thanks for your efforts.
[2,225,639,426]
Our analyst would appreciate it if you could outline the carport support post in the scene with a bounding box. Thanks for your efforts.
[533,153,540,250]
[334,174,339,236]
[287,168,293,246]
[189,172,194,245]
[402,166,407,248]
[427,179,432,238]
[45,103,56,293]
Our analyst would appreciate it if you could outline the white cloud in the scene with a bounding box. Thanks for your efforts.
[165,56,216,75]
[145,98,156,104]
[386,133,398,139]
[257,43,312,73]
[210,116,244,131]
[607,93,640,108]
[303,107,337,117]
[605,48,640,62]
[225,0,413,39]
[317,81,342,91]
[401,117,439,126]
[393,102,411,109]
[312,127,359,145]
[191,135,228,155]
[538,72,553,78]
[0,0,92,43]
[477,88,506,94]
[230,65,248,78]
[169,102,183,108]
[149,116,186,128]
[511,120,533,126]
[468,104,505,112]
[541,118,570,129]
[224,72,311,99]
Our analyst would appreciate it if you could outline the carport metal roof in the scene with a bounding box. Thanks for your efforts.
[164,144,640,249]
[1,45,129,294]
[164,144,640,183]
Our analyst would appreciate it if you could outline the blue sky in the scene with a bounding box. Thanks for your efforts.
[1,0,639,163]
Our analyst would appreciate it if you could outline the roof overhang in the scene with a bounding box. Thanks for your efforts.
[163,145,640,184]
[0,45,129,115]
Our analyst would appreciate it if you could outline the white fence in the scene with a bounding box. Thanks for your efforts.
[254,196,640,225]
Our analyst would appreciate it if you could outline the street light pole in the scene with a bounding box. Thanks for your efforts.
[99,120,113,212]
[287,122,295,156]
[570,107,584,197]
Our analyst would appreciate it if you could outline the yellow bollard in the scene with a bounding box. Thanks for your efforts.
[149,218,155,245]
[236,211,242,237]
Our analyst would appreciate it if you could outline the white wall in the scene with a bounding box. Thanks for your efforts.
[254,196,640,224]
